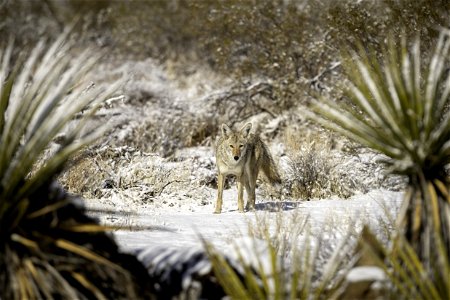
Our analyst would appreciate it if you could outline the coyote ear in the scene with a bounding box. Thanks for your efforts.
[240,122,252,137]
[221,124,232,137]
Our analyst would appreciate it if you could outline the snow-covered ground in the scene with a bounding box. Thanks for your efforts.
[84,188,402,252]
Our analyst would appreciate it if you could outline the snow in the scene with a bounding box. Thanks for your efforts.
[84,188,402,252]
[346,266,386,283]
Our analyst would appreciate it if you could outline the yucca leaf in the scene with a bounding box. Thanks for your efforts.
[314,226,356,297]
[242,265,266,300]
[24,258,53,300]
[0,43,15,135]
[289,250,301,300]
[0,44,120,207]
[244,243,271,299]
[400,42,421,141]
[25,52,92,138]
[426,32,449,110]
[346,44,410,141]
[398,237,441,299]
[306,104,403,158]
[360,231,411,298]
[59,224,116,233]
[26,201,69,219]
[345,82,410,152]
[268,240,283,299]
[55,239,124,272]
[8,200,30,233]
[298,229,314,299]
[433,179,449,198]
[411,41,422,119]
[10,234,39,250]
[354,54,400,132]
[436,71,450,120]
[71,272,108,300]
[204,241,251,299]
[383,55,403,118]
[0,42,45,170]
[41,260,80,299]
[427,182,441,231]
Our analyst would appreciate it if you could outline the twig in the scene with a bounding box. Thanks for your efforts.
[158,180,186,196]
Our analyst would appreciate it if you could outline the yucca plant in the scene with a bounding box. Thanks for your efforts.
[360,226,445,299]
[308,31,450,298]
[0,32,154,298]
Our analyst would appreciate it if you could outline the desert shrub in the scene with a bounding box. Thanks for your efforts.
[327,0,449,55]
[1,0,338,112]
[3,0,447,77]
[60,145,192,200]
[0,0,109,52]
[115,111,218,158]
[282,125,398,200]
[0,1,59,48]
[284,129,342,199]
[58,151,104,197]
[4,1,447,127]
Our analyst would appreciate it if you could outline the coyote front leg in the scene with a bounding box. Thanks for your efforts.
[237,176,245,212]
[214,173,224,214]
[245,173,257,211]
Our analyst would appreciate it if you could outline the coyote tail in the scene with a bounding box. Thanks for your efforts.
[260,142,282,185]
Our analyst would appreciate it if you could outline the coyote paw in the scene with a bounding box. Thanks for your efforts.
[213,209,222,214]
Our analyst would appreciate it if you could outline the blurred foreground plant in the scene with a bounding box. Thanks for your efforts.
[204,213,357,300]
[0,32,154,298]
[308,31,450,298]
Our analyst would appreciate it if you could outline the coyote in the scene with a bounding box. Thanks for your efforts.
[214,123,281,214]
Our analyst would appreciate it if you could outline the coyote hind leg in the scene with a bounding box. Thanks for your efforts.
[245,173,257,211]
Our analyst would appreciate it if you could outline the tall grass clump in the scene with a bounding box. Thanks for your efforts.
[0,32,154,298]
[308,31,450,298]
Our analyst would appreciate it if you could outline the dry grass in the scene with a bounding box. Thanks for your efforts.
[282,125,404,200]
[60,146,190,199]
[283,127,351,199]
[120,113,218,158]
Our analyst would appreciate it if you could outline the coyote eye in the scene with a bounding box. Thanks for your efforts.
[239,144,244,148]
[229,145,234,148]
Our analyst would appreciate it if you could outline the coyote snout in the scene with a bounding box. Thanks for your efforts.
[214,122,281,214]
[230,143,245,162]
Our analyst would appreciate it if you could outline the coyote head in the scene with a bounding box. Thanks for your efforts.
[220,123,252,163]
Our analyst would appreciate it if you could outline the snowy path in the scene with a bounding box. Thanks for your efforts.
[85,189,403,252]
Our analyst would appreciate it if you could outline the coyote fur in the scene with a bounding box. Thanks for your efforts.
[214,122,281,214]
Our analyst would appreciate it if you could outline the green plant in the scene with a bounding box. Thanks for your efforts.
[308,32,450,298]
[0,31,154,298]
